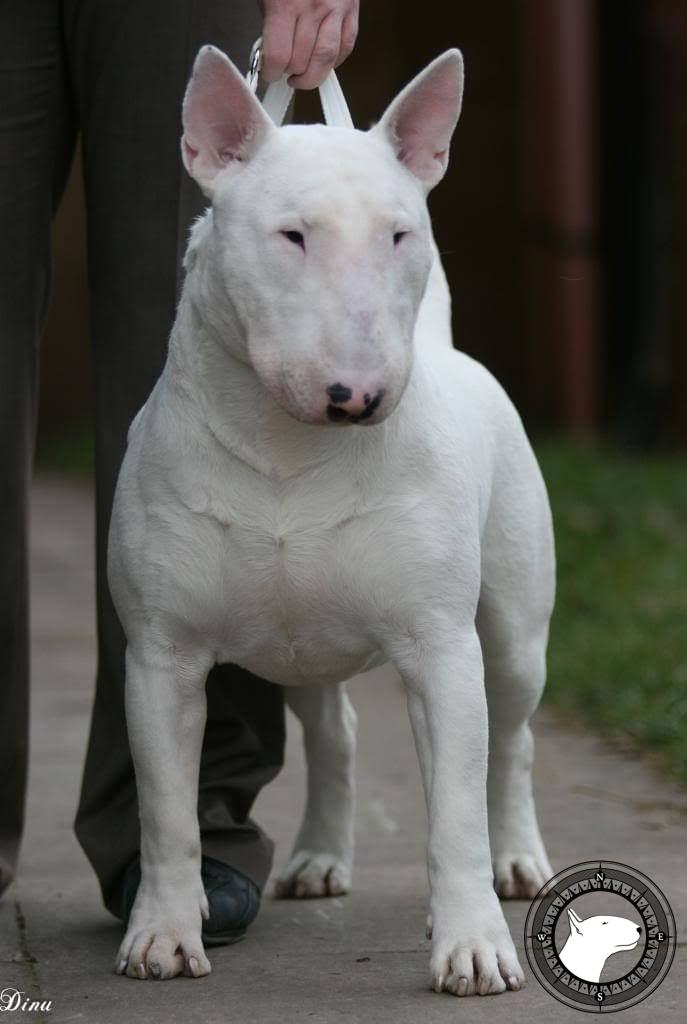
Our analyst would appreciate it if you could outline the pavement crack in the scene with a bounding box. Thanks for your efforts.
[13,899,51,1024]
[14,901,37,964]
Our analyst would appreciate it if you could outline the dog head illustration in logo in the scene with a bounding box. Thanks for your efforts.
[559,906,642,983]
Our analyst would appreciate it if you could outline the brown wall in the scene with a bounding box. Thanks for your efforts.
[520,0,600,433]
[665,0,687,445]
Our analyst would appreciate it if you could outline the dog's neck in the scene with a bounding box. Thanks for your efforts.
[166,211,411,481]
[559,933,611,984]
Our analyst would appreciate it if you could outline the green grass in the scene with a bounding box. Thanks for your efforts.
[537,438,687,783]
[35,430,687,782]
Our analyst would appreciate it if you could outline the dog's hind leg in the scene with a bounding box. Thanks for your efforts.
[477,442,555,900]
[274,683,357,898]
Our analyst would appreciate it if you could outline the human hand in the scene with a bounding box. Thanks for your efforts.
[258,0,359,89]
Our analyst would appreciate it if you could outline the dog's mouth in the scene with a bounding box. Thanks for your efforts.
[614,940,640,951]
[251,356,396,428]
[326,389,386,425]
[270,380,391,428]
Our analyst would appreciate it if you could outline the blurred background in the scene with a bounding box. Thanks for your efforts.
[38,0,687,780]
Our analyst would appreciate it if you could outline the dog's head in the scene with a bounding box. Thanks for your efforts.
[567,908,642,956]
[181,45,463,426]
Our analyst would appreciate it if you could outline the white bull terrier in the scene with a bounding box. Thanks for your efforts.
[109,44,555,995]
[559,907,642,982]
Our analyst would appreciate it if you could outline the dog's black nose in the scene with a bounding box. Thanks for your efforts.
[637,926,642,934]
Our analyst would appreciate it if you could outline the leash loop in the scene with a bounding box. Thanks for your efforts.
[246,37,354,130]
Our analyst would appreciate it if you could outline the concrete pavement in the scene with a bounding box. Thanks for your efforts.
[1,475,685,1023]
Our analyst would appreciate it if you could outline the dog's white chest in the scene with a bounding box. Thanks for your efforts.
[176,461,405,684]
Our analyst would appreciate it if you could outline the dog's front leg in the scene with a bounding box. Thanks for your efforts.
[116,641,212,980]
[275,683,356,898]
[395,627,525,997]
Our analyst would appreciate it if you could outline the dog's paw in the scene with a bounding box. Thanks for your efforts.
[493,851,552,900]
[429,895,525,997]
[274,850,351,898]
[116,880,211,981]
[116,918,211,980]
[430,932,524,997]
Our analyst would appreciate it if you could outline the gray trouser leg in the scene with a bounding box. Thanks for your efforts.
[0,0,77,896]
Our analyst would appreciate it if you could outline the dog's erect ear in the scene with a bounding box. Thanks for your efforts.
[568,907,584,936]
[181,45,274,197]
[372,49,464,191]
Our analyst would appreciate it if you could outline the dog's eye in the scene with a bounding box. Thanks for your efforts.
[393,231,408,246]
[602,921,608,925]
[281,230,305,250]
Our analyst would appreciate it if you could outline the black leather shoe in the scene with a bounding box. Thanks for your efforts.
[120,855,261,947]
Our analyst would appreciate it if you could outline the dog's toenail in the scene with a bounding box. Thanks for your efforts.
[149,962,161,978]
[508,975,520,990]
[189,956,199,976]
